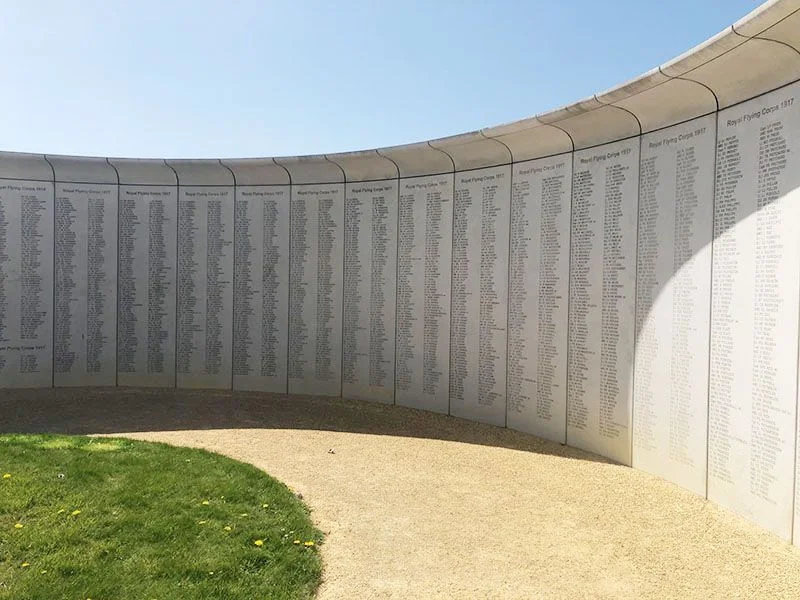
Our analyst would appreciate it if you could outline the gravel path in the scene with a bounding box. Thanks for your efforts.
[3,387,800,599]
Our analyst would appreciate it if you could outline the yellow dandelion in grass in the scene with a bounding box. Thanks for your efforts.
[71,510,81,517]
[57,509,65,515]
[304,541,315,547]
[224,526,232,531]
[198,520,207,525]
[254,539,264,547]
[2,473,11,479]
[21,562,30,568]
[293,539,301,545]
[201,500,210,506]
[14,523,23,529]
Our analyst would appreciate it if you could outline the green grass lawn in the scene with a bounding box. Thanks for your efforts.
[0,434,323,600]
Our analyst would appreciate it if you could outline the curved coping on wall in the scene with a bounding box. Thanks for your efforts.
[108,158,178,186]
[220,158,290,186]
[46,155,118,185]
[164,159,235,186]
[328,150,398,183]
[0,152,55,182]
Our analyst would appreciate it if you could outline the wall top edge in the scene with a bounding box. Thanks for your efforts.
[108,158,178,185]
[329,150,399,182]
[47,155,118,184]
[0,0,790,178]
[0,151,54,181]
[734,0,800,35]
[274,154,345,184]
[164,159,234,186]
[220,158,290,186]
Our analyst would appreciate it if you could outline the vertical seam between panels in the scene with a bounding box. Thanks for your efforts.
[481,131,515,430]
[164,161,180,388]
[219,160,237,391]
[428,141,457,417]
[325,155,347,398]
[43,156,56,388]
[106,159,121,388]
[377,149,402,406]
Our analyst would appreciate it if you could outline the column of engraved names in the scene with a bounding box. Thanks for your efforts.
[479,179,501,406]
[0,185,49,376]
[395,187,416,393]
[233,195,254,376]
[567,167,595,430]
[508,176,530,414]
[634,154,659,451]
[261,194,282,377]
[670,142,702,465]
[342,192,363,386]
[316,193,336,382]
[599,161,628,439]
[709,134,741,486]
[449,184,470,402]
[205,193,229,375]
[176,196,198,374]
[86,192,108,373]
[369,189,390,388]
[288,194,309,380]
[423,186,445,396]
[0,195,7,354]
[537,168,566,420]
[118,190,139,373]
[146,193,169,373]
[19,188,48,373]
[750,117,789,500]
[54,193,77,373]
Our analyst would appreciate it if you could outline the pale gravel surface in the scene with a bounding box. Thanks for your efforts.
[3,387,800,599]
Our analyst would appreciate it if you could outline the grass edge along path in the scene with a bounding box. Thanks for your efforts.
[0,434,323,600]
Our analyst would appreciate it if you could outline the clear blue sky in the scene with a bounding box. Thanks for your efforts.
[0,0,761,159]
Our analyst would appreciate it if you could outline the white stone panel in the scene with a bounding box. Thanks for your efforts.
[176,187,234,389]
[117,185,178,387]
[633,114,716,495]
[567,138,639,464]
[233,186,290,393]
[507,154,572,443]
[395,174,453,414]
[54,183,118,386]
[449,165,510,426]
[288,184,344,396]
[707,82,800,540]
[0,180,54,387]
[342,181,398,403]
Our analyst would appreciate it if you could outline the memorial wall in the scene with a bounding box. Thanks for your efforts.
[1,0,800,544]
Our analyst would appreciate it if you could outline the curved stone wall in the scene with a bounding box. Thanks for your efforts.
[1,0,800,541]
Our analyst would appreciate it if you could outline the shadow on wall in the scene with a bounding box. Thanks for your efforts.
[0,387,611,464]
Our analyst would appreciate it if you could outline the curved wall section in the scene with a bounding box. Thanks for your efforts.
[2,0,800,543]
